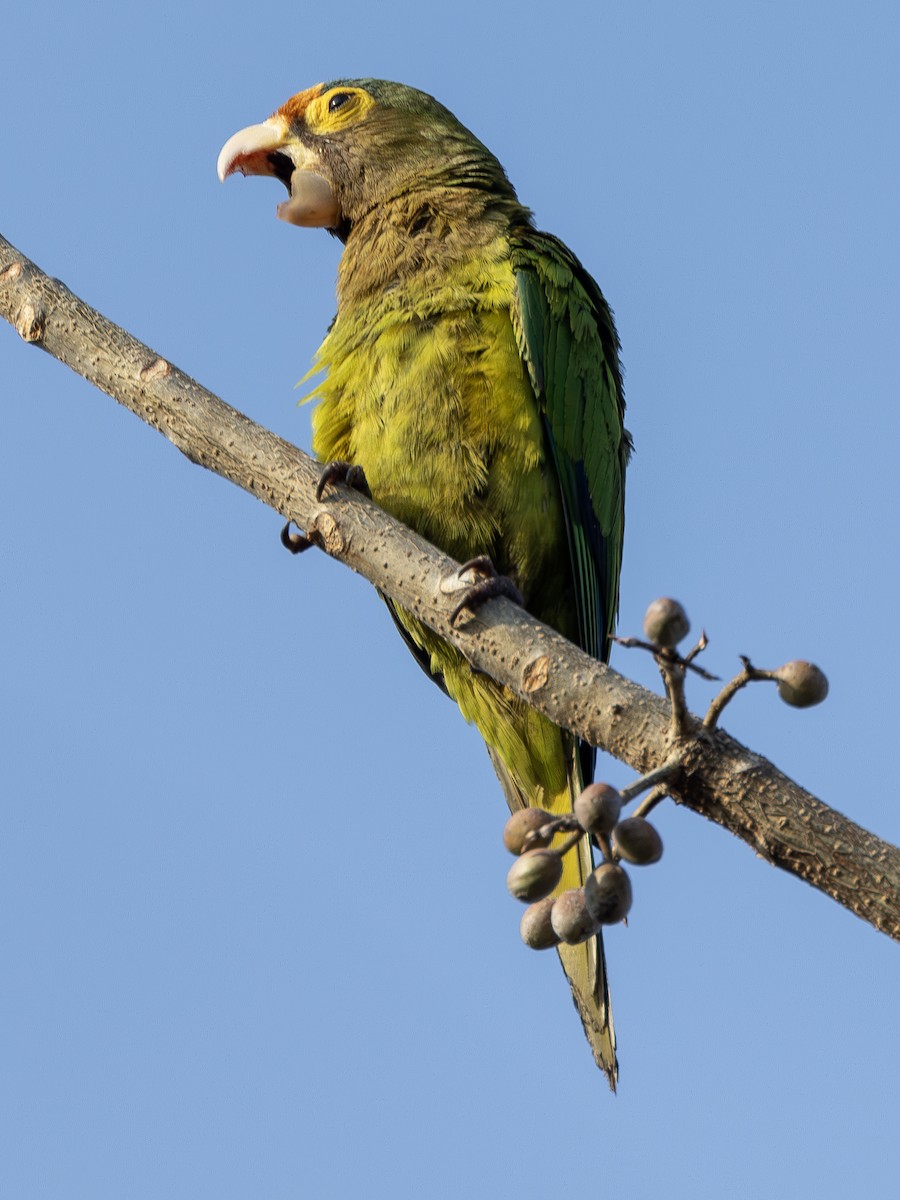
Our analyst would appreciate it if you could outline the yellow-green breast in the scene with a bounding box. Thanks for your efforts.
[306,213,573,641]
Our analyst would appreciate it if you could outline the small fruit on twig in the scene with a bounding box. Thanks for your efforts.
[503,808,555,855]
[574,783,623,836]
[520,897,561,949]
[612,816,664,865]
[643,597,690,648]
[774,660,829,708]
[550,889,600,945]
[584,863,633,925]
[506,849,563,903]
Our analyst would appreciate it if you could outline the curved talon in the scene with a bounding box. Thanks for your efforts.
[316,460,372,501]
[280,520,319,554]
[458,554,496,578]
[450,571,524,627]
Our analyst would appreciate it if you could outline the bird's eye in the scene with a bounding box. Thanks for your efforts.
[328,92,353,112]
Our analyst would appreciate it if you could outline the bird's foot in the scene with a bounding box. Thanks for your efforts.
[449,555,524,627]
[315,460,372,501]
[280,461,371,555]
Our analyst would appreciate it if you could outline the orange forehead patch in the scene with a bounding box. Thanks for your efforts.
[273,84,326,124]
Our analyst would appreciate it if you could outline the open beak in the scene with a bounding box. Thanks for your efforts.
[216,117,341,229]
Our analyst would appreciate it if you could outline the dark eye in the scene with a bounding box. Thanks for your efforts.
[328,92,353,112]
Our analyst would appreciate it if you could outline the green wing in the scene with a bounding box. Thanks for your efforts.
[511,228,629,675]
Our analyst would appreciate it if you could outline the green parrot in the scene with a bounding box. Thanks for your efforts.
[218,79,630,1085]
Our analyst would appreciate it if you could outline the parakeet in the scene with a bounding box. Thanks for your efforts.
[218,80,630,1085]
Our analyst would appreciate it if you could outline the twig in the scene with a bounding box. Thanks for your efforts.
[612,635,719,681]
[619,760,683,805]
[683,631,710,666]
[658,652,691,740]
[555,829,587,859]
[632,786,670,820]
[704,656,776,730]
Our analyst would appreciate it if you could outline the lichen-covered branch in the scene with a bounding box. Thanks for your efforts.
[2,230,898,941]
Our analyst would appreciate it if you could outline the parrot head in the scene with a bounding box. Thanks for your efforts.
[217,79,515,237]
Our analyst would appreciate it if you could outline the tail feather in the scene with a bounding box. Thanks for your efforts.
[390,606,618,1085]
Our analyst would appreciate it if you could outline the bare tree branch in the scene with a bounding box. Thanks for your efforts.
[3,230,898,941]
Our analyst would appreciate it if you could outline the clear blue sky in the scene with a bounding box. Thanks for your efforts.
[3,3,899,1197]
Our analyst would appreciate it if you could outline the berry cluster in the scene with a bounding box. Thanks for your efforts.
[503,596,828,953]
[504,786,662,950]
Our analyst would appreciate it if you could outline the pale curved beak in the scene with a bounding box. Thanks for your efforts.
[217,119,288,182]
[216,118,341,229]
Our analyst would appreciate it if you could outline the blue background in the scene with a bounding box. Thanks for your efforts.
[3,3,899,1196]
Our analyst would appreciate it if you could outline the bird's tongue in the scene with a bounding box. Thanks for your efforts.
[277,170,341,228]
